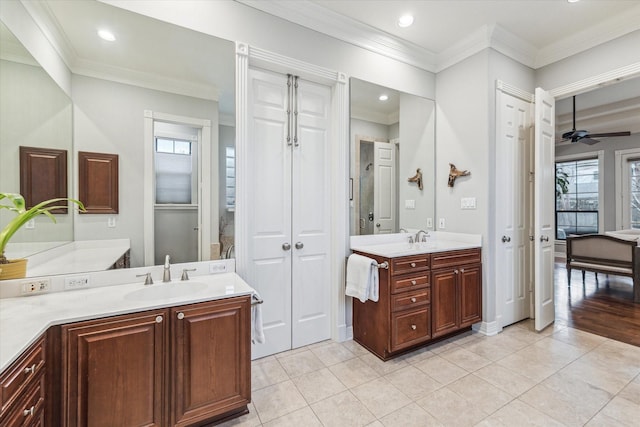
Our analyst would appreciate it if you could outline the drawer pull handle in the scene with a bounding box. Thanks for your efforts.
[23,364,36,375]
[23,406,34,417]
[411,280,417,285]
[410,262,416,267]
[410,297,417,303]
[177,312,185,320]
[411,324,417,330]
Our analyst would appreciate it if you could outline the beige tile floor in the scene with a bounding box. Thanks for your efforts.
[219,320,640,427]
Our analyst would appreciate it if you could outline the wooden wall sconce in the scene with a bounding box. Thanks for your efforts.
[448,163,470,187]
[20,146,68,213]
[78,151,119,214]
[407,168,423,190]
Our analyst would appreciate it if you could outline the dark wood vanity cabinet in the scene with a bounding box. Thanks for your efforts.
[0,336,46,427]
[353,248,482,360]
[431,249,482,338]
[55,295,251,427]
[170,297,251,427]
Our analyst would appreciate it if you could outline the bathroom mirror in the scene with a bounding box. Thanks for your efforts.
[350,78,435,235]
[0,1,235,277]
[0,21,74,256]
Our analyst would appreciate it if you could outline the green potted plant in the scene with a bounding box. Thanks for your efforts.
[0,192,85,280]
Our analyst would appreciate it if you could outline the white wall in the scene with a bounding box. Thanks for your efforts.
[72,74,219,267]
[104,0,436,100]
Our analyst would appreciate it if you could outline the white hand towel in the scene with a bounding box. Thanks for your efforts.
[251,292,265,344]
[345,253,379,303]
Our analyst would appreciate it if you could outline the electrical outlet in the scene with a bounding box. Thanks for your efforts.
[438,218,446,229]
[426,218,433,228]
[107,216,116,228]
[209,263,227,274]
[20,279,50,295]
[25,219,35,229]
[64,275,90,289]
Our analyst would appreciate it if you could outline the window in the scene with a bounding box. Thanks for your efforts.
[225,146,235,210]
[555,158,599,240]
[154,137,197,204]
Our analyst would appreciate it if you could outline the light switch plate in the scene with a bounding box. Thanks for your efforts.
[405,200,415,209]
[461,197,477,209]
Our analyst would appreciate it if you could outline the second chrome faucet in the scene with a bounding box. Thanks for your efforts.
[163,254,171,282]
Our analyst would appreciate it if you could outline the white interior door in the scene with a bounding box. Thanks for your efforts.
[247,68,292,358]
[496,89,533,327]
[373,141,396,234]
[291,78,332,348]
[534,87,556,331]
[247,69,332,357]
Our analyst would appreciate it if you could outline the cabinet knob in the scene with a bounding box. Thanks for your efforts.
[295,242,304,249]
[23,406,34,417]
[282,243,291,251]
[23,364,36,375]
[411,280,417,285]
[460,268,465,273]
[410,297,417,303]
[411,324,417,330]
[454,269,459,274]
[410,262,416,267]
[155,316,163,323]
[177,312,185,320]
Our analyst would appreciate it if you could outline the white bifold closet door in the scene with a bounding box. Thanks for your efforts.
[247,67,332,358]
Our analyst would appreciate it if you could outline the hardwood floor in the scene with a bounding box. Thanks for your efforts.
[555,261,640,346]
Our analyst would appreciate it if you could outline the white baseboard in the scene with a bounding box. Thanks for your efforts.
[473,320,501,336]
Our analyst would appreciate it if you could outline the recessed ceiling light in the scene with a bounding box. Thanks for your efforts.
[567,0,580,3]
[379,94,389,101]
[397,14,414,28]
[97,29,116,42]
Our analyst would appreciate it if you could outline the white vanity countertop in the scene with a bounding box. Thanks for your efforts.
[350,231,482,258]
[26,239,130,277]
[0,272,255,373]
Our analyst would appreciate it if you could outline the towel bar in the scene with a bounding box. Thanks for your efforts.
[377,261,389,269]
[251,294,264,305]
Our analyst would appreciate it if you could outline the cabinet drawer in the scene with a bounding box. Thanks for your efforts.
[0,337,45,415]
[0,373,45,427]
[390,307,431,352]
[391,288,430,312]
[431,249,481,269]
[391,273,429,294]
[391,255,430,275]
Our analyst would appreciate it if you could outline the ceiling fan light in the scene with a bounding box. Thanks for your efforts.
[397,14,414,28]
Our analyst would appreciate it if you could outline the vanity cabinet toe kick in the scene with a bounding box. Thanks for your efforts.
[352,248,482,360]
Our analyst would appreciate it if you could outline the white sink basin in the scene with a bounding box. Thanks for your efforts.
[124,282,208,301]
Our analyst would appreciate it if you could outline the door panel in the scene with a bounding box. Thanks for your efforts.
[496,91,533,327]
[431,269,458,338]
[374,141,396,234]
[534,87,556,331]
[292,78,332,348]
[248,68,292,357]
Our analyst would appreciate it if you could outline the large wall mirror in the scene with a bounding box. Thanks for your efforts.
[350,78,435,235]
[0,1,235,278]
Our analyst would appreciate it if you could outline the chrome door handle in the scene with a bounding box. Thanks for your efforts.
[501,236,511,243]
[295,242,304,249]
[282,243,291,251]
[376,223,381,228]
[540,236,549,242]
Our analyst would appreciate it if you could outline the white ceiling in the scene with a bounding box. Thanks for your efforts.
[4,0,639,137]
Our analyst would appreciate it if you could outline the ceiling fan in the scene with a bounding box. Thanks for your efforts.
[561,95,631,145]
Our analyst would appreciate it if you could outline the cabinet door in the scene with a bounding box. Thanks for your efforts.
[171,296,251,427]
[431,269,459,338]
[62,310,166,427]
[459,264,483,327]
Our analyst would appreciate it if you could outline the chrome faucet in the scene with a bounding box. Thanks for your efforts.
[399,228,409,233]
[163,255,171,282]
[415,230,429,243]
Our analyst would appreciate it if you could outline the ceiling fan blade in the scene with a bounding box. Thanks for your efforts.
[580,137,600,145]
[586,131,631,138]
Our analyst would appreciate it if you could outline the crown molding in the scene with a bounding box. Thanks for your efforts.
[239,0,640,73]
[237,0,437,72]
[535,4,640,68]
